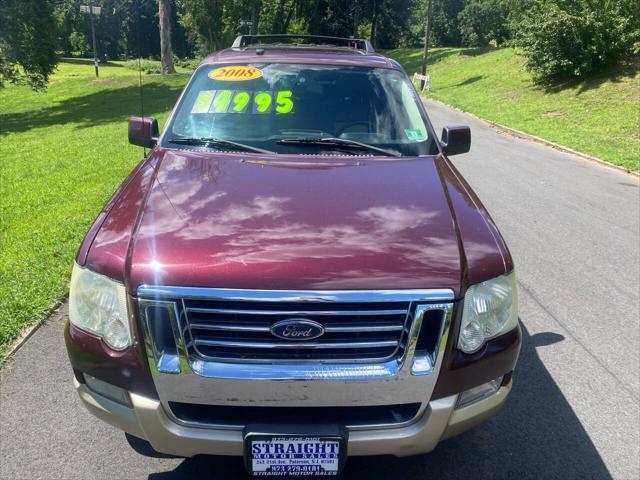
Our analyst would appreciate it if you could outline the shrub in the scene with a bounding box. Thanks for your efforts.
[69,31,89,57]
[124,57,198,74]
[123,59,162,75]
[517,0,640,83]
[172,55,199,70]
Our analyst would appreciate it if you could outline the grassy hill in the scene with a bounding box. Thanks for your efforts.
[386,48,639,172]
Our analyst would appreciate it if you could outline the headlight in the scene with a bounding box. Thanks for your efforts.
[69,263,131,351]
[458,271,518,353]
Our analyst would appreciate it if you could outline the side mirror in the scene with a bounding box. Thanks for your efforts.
[128,117,159,148]
[440,125,471,156]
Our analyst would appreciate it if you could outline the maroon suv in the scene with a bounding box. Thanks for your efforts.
[65,35,520,477]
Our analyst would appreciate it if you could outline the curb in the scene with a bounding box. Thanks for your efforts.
[422,97,639,178]
[1,297,67,366]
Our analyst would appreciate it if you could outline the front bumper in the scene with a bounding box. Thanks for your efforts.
[74,376,512,458]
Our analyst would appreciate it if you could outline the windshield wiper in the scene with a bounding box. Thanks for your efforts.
[168,137,275,154]
[276,137,401,157]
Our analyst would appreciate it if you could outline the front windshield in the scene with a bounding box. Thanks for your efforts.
[162,63,438,157]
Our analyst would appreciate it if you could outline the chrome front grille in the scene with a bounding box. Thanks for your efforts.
[138,286,455,383]
[183,299,412,362]
[139,286,456,423]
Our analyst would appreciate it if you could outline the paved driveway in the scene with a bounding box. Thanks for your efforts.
[1,100,638,479]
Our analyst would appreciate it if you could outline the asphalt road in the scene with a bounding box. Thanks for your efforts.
[1,100,638,480]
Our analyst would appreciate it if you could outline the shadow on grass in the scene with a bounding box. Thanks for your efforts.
[0,81,184,135]
[429,48,462,65]
[535,58,639,95]
[389,48,463,74]
[140,323,611,480]
[455,75,484,86]
[460,47,496,57]
[435,75,485,91]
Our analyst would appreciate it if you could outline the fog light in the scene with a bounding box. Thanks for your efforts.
[84,374,132,407]
[456,376,503,409]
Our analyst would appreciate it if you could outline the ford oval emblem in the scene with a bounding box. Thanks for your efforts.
[270,319,325,341]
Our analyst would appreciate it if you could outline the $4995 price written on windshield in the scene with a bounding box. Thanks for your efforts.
[192,89,294,115]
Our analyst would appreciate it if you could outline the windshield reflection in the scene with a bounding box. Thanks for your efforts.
[162,63,438,157]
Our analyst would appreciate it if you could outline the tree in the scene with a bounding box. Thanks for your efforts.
[458,0,510,47]
[271,0,288,33]
[431,0,466,46]
[158,0,176,73]
[303,0,367,38]
[178,0,224,53]
[69,31,90,56]
[54,0,83,57]
[250,0,261,34]
[53,0,193,62]
[370,0,379,46]
[420,0,433,89]
[176,0,419,55]
[125,0,162,59]
[516,0,640,83]
[0,0,59,90]
[373,0,415,49]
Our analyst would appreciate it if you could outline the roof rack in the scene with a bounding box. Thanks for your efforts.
[231,34,375,54]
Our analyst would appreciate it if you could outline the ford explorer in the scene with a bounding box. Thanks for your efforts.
[65,34,521,477]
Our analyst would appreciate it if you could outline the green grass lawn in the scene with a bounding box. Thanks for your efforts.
[0,58,190,358]
[386,47,640,171]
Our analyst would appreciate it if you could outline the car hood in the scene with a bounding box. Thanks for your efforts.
[122,149,463,292]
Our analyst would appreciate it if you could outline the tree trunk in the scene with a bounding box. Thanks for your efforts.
[158,0,175,74]
[370,0,378,47]
[309,0,322,34]
[420,0,433,89]
[250,0,260,35]
[272,0,287,33]
[352,3,360,38]
[282,0,295,33]
[208,25,215,52]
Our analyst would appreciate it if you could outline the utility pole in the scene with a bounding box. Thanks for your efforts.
[89,0,99,78]
[420,0,433,90]
[81,3,101,77]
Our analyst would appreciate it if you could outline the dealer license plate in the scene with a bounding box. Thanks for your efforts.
[244,433,346,477]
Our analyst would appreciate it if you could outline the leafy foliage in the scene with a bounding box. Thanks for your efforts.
[0,0,59,90]
[53,0,193,61]
[458,0,509,47]
[124,58,162,74]
[2,0,639,90]
[516,0,640,83]
[431,0,466,46]
[123,55,198,74]
[69,31,90,55]
[175,0,417,54]
[177,0,238,52]
[405,0,467,48]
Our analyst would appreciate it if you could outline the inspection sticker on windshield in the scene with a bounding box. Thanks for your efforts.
[208,65,263,81]
[404,128,427,141]
[246,436,342,476]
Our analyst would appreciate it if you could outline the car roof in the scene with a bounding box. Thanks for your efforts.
[199,47,402,71]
